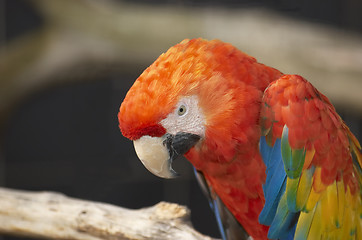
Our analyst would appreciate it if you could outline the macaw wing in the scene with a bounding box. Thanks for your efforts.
[259,75,361,239]
[194,169,249,240]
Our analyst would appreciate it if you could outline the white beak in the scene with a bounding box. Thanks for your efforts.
[133,133,201,179]
[133,135,177,178]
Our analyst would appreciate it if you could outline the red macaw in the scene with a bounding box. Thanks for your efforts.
[118,39,361,240]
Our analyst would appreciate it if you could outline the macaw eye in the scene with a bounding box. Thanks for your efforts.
[177,105,187,116]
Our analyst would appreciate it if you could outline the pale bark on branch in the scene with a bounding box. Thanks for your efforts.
[0,187,218,240]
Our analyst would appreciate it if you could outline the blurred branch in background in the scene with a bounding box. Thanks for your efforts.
[0,187,217,240]
[0,0,362,135]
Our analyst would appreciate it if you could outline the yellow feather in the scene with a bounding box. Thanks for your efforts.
[336,179,345,228]
[305,184,322,212]
[313,167,327,193]
[308,201,323,239]
[355,207,361,240]
[296,167,314,210]
[327,227,343,240]
[341,206,354,240]
[341,187,357,239]
[321,181,339,232]
[355,194,361,240]
[303,148,315,170]
[295,209,315,239]
[328,181,339,229]
[305,167,325,212]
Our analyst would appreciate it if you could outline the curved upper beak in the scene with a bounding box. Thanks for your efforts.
[133,132,201,178]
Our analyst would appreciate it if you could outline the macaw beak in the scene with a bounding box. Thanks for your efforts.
[133,132,201,178]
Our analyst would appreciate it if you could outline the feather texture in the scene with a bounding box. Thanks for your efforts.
[260,74,361,239]
[194,169,249,240]
[118,39,361,240]
[259,137,287,226]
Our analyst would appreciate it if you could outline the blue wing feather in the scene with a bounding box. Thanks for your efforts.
[259,137,288,226]
[267,193,299,240]
[259,133,301,240]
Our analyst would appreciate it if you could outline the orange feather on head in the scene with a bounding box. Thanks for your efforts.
[118,38,283,239]
[119,38,281,151]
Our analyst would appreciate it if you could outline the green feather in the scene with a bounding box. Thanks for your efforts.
[286,166,315,212]
[286,177,300,212]
[281,125,306,179]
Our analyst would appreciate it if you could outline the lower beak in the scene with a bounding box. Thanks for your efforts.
[133,133,200,178]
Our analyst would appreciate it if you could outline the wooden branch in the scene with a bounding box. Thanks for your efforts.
[0,187,217,240]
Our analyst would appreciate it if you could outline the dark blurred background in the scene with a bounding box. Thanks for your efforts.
[0,0,361,239]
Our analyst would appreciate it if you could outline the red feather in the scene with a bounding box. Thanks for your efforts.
[118,39,361,239]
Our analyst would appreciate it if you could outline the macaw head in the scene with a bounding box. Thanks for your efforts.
[118,38,281,178]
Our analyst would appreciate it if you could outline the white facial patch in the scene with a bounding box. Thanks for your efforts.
[160,95,205,138]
